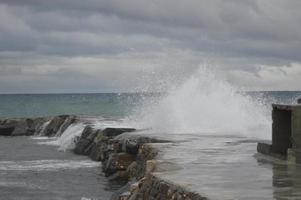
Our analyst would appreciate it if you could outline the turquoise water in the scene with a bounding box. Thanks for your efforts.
[0,92,300,118]
[0,93,146,118]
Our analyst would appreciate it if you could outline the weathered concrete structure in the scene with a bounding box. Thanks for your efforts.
[258,104,301,163]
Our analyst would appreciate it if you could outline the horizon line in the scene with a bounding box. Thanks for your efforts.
[1,90,301,95]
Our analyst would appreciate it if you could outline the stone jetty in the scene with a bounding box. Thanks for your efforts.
[0,115,207,200]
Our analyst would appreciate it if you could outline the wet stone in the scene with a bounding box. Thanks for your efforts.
[0,126,15,136]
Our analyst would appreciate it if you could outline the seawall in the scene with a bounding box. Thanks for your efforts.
[0,115,207,200]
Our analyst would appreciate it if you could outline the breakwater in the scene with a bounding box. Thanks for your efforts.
[0,115,206,200]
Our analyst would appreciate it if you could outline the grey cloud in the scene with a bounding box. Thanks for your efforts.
[0,0,301,92]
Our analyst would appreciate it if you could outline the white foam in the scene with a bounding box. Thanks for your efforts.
[130,66,271,139]
[36,120,51,135]
[0,160,99,171]
[39,123,85,151]
[91,118,132,130]
[31,136,52,140]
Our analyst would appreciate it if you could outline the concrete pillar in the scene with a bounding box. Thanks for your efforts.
[292,107,301,149]
[271,106,292,155]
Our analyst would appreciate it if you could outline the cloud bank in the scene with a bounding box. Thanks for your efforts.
[0,0,301,93]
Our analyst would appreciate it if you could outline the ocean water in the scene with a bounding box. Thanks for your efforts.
[0,91,300,119]
[1,67,301,199]
[0,136,122,200]
[0,93,148,118]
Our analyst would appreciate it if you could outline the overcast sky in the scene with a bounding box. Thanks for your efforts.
[0,0,301,93]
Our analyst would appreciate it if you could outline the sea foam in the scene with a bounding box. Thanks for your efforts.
[130,66,271,139]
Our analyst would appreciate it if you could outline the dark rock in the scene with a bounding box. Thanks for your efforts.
[104,153,135,176]
[257,142,272,155]
[0,126,15,136]
[89,142,103,161]
[11,119,28,136]
[102,128,136,138]
[81,126,97,139]
[1,119,28,136]
[0,117,50,136]
[43,115,73,137]
[74,139,94,155]
[119,136,170,156]
[107,171,129,181]
[126,161,139,179]
[74,126,99,155]
[87,127,136,160]
[57,116,77,135]
[110,183,132,200]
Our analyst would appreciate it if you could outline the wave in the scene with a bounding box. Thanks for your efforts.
[38,123,85,151]
[129,66,271,139]
[0,160,99,171]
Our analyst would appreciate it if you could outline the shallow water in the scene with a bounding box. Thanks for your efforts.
[0,137,120,200]
[148,132,301,200]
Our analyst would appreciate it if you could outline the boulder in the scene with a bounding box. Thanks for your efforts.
[107,171,129,181]
[80,125,96,139]
[74,139,94,155]
[88,128,136,161]
[104,152,135,176]
[89,137,109,161]
[56,115,77,136]
[0,119,28,136]
[0,117,51,136]
[102,128,136,138]
[26,117,49,135]
[74,126,98,155]
[43,115,73,137]
[0,126,15,136]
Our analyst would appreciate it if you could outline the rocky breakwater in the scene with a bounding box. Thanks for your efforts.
[0,115,208,200]
[0,115,77,137]
[74,126,207,200]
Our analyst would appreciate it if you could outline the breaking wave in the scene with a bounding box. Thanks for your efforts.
[130,66,271,139]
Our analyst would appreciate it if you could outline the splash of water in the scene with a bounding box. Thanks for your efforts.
[130,67,271,139]
[39,123,85,151]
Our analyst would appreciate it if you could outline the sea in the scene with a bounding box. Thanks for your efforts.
[1,68,301,199]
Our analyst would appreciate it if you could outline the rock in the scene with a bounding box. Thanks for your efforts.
[81,126,97,139]
[102,128,136,138]
[128,175,208,200]
[26,117,49,134]
[0,117,50,136]
[119,191,131,200]
[104,153,135,176]
[89,128,136,161]
[122,139,139,155]
[43,115,73,137]
[126,161,139,179]
[73,126,99,155]
[0,126,15,136]
[107,171,129,181]
[110,183,132,200]
[12,119,30,136]
[89,139,109,161]
[74,138,94,155]
[0,119,28,136]
[257,142,272,155]
[56,115,77,136]
[145,160,157,175]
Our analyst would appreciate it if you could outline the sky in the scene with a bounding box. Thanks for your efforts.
[0,0,301,93]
